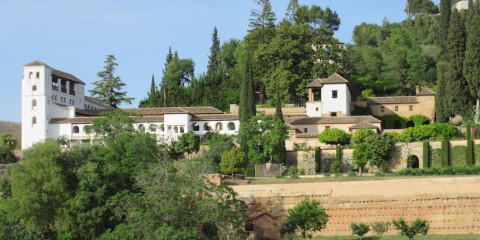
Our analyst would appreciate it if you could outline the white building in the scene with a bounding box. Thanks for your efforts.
[21,61,240,149]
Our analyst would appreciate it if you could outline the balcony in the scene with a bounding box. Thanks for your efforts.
[61,87,67,93]
[69,90,76,96]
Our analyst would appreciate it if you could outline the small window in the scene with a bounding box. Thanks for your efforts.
[395,106,399,111]
[227,122,235,130]
[216,122,223,131]
[36,72,40,79]
[304,128,308,133]
[29,72,33,79]
[32,85,37,91]
[192,123,200,131]
[32,99,37,109]
[409,105,413,111]
[332,90,338,99]
[32,117,37,125]
[316,107,319,111]
[138,124,145,131]
[72,126,80,134]
[381,106,385,112]
[204,123,211,131]
[325,126,330,129]
[330,112,337,117]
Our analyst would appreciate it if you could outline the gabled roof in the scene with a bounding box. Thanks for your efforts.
[367,96,418,105]
[121,106,224,116]
[286,115,381,125]
[24,60,86,85]
[307,73,349,88]
[417,88,436,96]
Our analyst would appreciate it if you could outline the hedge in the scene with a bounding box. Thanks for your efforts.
[396,165,480,176]
[475,143,480,165]
[441,139,450,167]
[431,148,442,168]
[245,168,255,177]
[423,141,430,169]
[466,140,474,166]
[451,146,467,167]
[315,147,321,173]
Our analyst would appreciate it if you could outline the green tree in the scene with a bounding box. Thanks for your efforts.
[405,0,439,16]
[162,55,195,107]
[372,221,391,236]
[351,128,376,144]
[241,113,289,164]
[280,198,328,239]
[207,27,221,76]
[5,139,69,234]
[464,14,480,123]
[159,47,175,107]
[350,222,370,240]
[174,131,200,159]
[353,134,395,174]
[318,128,351,146]
[392,218,429,240]
[220,148,248,178]
[445,10,472,117]
[438,0,452,49]
[0,133,16,163]
[202,133,235,166]
[139,75,161,108]
[249,0,276,44]
[272,86,287,163]
[285,0,299,23]
[90,55,134,107]
[238,54,257,152]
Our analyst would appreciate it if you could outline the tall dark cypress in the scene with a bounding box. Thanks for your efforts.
[238,55,256,152]
[464,12,480,123]
[207,27,221,76]
[272,86,287,163]
[438,0,452,50]
[160,47,174,107]
[445,10,471,117]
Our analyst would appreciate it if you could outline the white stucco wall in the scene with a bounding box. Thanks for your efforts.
[320,83,350,115]
[306,102,322,117]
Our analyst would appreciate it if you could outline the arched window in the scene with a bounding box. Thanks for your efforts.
[160,124,164,132]
[32,117,37,125]
[29,72,33,79]
[72,126,80,134]
[36,72,40,79]
[32,85,37,91]
[203,123,211,131]
[32,99,37,109]
[180,126,184,133]
[192,123,200,131]
[227,122,235,131]
[138,124,145,131]
[149,124,157,132]
[215,122,223,131]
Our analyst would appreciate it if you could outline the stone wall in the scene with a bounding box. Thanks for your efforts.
[232,176,480,239]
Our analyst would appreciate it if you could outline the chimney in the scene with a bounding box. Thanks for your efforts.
[415,85,420,94]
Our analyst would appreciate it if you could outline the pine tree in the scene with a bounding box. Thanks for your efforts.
[238,55,256,152]
[445,10,471,117]
[463,13,480,123]
[90,55,133,108]
[249,0,277,44]
[285,0,299,23]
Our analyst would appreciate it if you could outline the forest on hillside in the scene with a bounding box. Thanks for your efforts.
[133,0,480,124]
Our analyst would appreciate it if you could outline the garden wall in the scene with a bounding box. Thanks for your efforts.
[232,176,480,239]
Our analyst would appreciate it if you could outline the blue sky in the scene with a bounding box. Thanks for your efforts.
[0,0,440,123]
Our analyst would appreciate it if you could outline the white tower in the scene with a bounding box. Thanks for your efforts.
[21,61,86,149]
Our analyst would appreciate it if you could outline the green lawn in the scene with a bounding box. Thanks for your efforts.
[286,235,480,240]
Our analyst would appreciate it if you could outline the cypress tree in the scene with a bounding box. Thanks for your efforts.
[445,10,471,117]
[423,141,430,169]
[238,55,256,152]
[207,27,221,76]
[441,139,450,167]
[438,0,451,50]
[139,74,160,108]
[272,86,287,163]
[467,139,474,166]
[160,47,174,107]
[463,14,480,124]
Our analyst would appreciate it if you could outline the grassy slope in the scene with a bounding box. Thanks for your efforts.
[0,120,21,148]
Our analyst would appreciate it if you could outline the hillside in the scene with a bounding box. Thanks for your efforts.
[0,120,21,148]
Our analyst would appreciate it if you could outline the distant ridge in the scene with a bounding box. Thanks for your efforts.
[0,120,21,148]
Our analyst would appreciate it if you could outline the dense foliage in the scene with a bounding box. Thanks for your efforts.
[396,165,480,176]
[350,222,370,240]
[399,123,460,142]
[0,133,16,163]
[392,218,429,240]
[220,148,248,178]
[353,134,395,174]
[318,128,351,145]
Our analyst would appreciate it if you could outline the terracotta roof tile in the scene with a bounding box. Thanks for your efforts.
[349,121,378,129]
[367,96,418,104]
[286,115,381,125]
[417,88,436,96]
[307,73,349,88]
[191,114,238,121]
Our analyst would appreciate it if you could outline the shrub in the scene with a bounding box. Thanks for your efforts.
[350,222,370,240]
[384,131,400,141]
[353,134,395,174]
[372,221,391,236]
[331,160,342,174]
[315,147,321,173]
[376,114,407,129]
[318,128,351,146]
[467,140,474,166]
[351,105,373,116]
[347,172,357,177]
[441,139,450,167]
[392,218,429,240]
[408,114,430,127]
[396,165,480,176]
[352,128,376,144]
[288,166,298,176]
[423,141,430,169]
[451,146,467,167]
[220,148,248,178]
[299,169,306,175]
[399,123,461,142]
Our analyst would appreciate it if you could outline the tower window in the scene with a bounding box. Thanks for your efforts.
[381,106,385,112]
[409,105,413,111]
[29,72,33,79]
[32,117,37,126]
[32,99,37,109]
[36,72,40,79]
[32,85,37,91]
[332,90,338,99]
[395,106,399,111]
